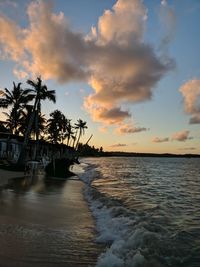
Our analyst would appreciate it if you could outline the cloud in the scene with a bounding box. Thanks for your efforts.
[0,0,174,132]
[96,0,147,45]
[13,68,28,79]
[179,79,200,124]
[0,1,88,82]
[110,143,127,147]
[152,136,169,143]
[84,102,131,125]
[116,123,148,135]
[171,130,193,142]
[99,126,108,133]
[0,15,24,61]
[84,0,174,128]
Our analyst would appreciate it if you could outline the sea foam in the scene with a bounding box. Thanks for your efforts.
[78,158,199,267]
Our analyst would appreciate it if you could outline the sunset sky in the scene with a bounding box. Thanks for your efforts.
[0,0,200,154]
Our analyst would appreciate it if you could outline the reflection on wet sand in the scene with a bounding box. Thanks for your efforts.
[0,174,103,267]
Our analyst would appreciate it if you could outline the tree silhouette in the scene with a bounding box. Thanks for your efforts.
[0,82,33,134]
[17,77,56,164]
[74,119,87,149]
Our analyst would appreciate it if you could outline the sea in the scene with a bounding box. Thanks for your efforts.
[77,156,200,267]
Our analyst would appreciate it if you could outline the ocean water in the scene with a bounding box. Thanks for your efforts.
[78,157,200,267]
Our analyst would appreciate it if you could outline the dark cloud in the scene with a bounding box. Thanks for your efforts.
[110,143,127,147]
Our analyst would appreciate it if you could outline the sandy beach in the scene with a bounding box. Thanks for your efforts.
[0,169,24,187]
[0,172,103,266]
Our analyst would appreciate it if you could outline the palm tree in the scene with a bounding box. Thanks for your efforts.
[17,77,56,164]
[0,121,9,133]
[74,119,87,149]
[47,110,64,144]
[66,121,74,146]
[3,109,23,135]
[26,77,56,141]
[18,105,46,138]
[0,82,34,134]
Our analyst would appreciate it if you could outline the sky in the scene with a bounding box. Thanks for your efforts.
[0,0,200,154]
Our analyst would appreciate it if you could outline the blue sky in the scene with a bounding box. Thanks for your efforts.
[0,0,199,153]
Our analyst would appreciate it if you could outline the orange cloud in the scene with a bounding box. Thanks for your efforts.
[96,0,147,45]
[0,16,24,61]
[179,79,200,124]
[171,130,193,142]
[152,137,169,143]
[84,99,131,125]
[116,123,147,135]
[84,0,174,129]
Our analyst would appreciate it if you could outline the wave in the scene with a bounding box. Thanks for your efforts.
[78,160,199,267]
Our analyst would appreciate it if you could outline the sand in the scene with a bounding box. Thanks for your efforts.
[0,173,103,266]
[0,169,24,187]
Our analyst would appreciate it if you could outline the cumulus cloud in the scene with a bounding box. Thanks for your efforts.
[0,15,24,61]
[179,79,200,124]
[171,130,193,142]
[152,136,169,143]
[96,0,147,45]
[0,0,174,133]
[0,1,88,82]
[85,0,174,128]
[116,123,148,135]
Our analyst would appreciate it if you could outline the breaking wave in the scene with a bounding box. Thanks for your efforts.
[78,157,200,267]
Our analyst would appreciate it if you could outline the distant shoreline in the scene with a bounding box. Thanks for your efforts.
[89,151,200,158]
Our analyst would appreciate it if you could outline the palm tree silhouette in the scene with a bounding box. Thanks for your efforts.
[47,109,64,144]
[17,77,56,164]
[74,119,87,149]
[66,121,74,146]
[0,82,33,134]
[19,105,46,138]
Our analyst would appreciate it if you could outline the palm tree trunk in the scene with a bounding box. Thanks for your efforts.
[34,109,40,160]
[75,130,81,150]
[17,99,37,165]
[73,130,78,149]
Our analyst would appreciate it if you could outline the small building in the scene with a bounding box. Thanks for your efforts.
[0,132,75,163]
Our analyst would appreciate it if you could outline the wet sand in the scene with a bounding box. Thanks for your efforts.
[0,169,24,187]
[0,174,103,266]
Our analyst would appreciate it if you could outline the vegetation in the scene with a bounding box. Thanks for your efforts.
[0,82,34,134]
[0,77,90,164]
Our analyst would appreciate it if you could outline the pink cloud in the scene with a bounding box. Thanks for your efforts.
[179,79,200,124]
[152,136,169,143]
[171,130,193,142]
[116,123,148,135]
